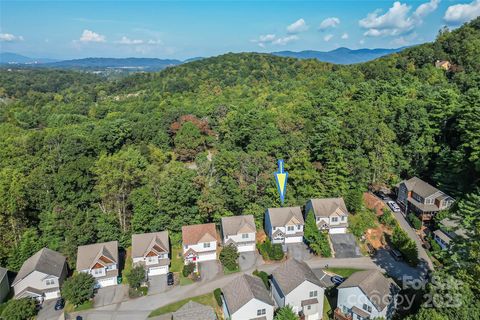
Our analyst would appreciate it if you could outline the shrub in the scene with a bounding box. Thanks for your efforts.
[253,269,270,289]
[1,298,37,320]
[408,213,422,230]
[379,208,397,228]
[274,305,298,320]
[219,244,239,270]
[349,209,377,237]
[213,288,222,306]
[269,243,284,260]
[182,262,195,277]
[62,272,96,306]
[391,226,419,266]
[126,265,146,289]
[304,210,332,257]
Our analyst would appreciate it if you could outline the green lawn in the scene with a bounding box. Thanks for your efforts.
[65,300,94,312]
[326,267,363,278]
[170,245,194,285]
[223,265,240,275]
[122,246,132,284]
[323,295,332,320]
[148,293,217,317]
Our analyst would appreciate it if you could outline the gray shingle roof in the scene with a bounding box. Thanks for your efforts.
[308,198,349,217]
[172,300,216,320]
[271,259,323,295]
[12,248,66,286]
[221,215,256,237]
[266,207,304,227]
[132,231,169,258]
[76,241,118,271]
[222,274,273,314]
[337,270,399,312]
[402,177,440,198]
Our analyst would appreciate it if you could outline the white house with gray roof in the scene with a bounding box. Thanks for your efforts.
[77,241,118,288]
[270,259,325,320]
[305,198,349,234]
[172,300,216,320]
[0,267,10,303]
[12,248,67,301]
[132,231,170,277]
[265,207,304,246]
[221,215,256,252]
[336,270,399,320]
[433,216,468,250]
[222,274,274,320]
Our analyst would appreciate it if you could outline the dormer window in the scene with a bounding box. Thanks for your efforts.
[45,279,55,286]
[242,233,248,239]
[332,217,338,222]
[203,242,211,248]
[287,226,294,231]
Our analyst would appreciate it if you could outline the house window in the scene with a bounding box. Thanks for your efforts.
[341,216,345,221]
[273,227,276,230]
[297,225,301,230]
[184,245,188,250]
[309,290,318,297]
[287,226,294,231]
[203,242,211,248]
[93,268,103,275]
[257,309,266,316]
[45,279,55,286]
[242,233,248,239]
[362,304,371,312]
[307,305,311,310]
[332,217,338,222]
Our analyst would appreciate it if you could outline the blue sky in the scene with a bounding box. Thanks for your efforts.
[1,1,479,60]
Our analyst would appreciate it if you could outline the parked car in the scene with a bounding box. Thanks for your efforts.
[167,272,174,286]
[366,243,376,256]
[54,298,65,310]
[390,249,403,261]
[331,275,345,285]
[376,191,390,201]
[76,316,83,320]
[387,201,401,212]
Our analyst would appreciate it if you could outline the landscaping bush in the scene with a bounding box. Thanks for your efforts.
[126,265,146,289]
[408,213,422,230]
[379,208,397,228]
[128,286,148,298]
[349,209,377,237]
[62,272,96,306]
[253,269,270,289]
[304,210,332,257]
[0,298,37,320]
[213,288,222,306]
[182,262,195,277]
[258,238,284,261]
[219,244,239,271]
[391,226,419,266]
[274,305,298,320]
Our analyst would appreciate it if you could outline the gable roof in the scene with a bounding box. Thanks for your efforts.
[132,231,169,258]
[221,215,256,237]
[172,300,216,320]
[308,198,349,217]
[182,223,217,246]
[338,270,399,311]
[0,267,7,282]
[266,207,304,227]
[401,177,441,198]
[271,259,323,295]
[12,248,66,286]
[222,274,273,314]
[76,241,118,271]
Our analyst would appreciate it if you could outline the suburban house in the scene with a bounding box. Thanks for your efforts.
[433,217,468,250]
[270,259,325,320]
[396,177,454,224]
[435,60,451,70]
[0,267,10,303]
[221,215,256,252]
[76,241,119,288]
[265,207,304,246]
[335,270,400,320]
[172,300,216,320]
[305,198,349,234]
[11,248,67,301]
[182,223,217,264]
[132,231,170,277]
[222,274,275,320]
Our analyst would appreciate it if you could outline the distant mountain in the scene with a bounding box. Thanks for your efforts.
[271,47,406,64]
[45,57,182,71]
[0,52,59,64]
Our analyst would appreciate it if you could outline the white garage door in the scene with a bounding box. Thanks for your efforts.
[97,277,116,288]
[329,227,347,234]
[149,266,168,276]
[44,290,60,300]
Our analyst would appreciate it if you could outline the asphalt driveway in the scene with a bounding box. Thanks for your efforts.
[148,275,168,295]
[37,299,63,320]
[330,234,362,258]
[286,242,312,261]
[199,260,222,282]
[94,285,128,308]
[238,252,258,271]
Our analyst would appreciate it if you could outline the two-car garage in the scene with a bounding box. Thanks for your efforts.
[148,265,168,276]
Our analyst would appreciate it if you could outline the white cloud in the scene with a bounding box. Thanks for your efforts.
[147,39,163,45]
[359,1,439,37]
[323,34,334,42]
[359,39,366,45]
[444,0,480,24]
[319,17,341,30]
[116,36,144,45]
[287,18,308,33]
[0,33,24,42]
[252,34,298,47]
[341,33,349,40]
[79,29,106,43]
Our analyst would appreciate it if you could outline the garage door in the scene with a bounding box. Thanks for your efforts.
[149,266,168,276]
[329,227,347,234]
[97,277,116,288]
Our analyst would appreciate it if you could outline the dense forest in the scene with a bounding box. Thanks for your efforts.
[0,17,479,319]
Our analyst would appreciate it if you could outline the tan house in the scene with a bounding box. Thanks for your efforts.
[435,60,451,70]
[182,223,217,264]
[221,215,256,252]
[12,248,67,301]
[305,198,349,234]
[77,241,119,288]
[132,231,170,277]
[265,207,304,246]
